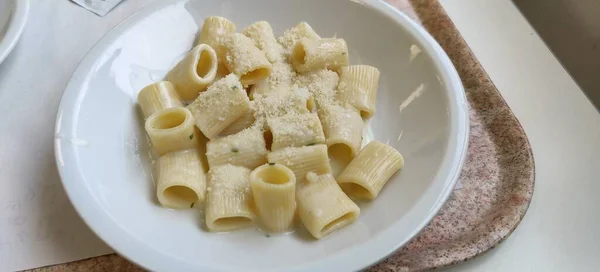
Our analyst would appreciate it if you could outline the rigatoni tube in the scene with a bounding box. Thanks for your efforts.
[292,38,349,73]
[167,44,218,101]
[186,74,250,139]
[219,102,256,136]
[243,21,284,64]
[253,90,312,122]
[196,16,236,76]
[137,81,183,119]
[223,33,272,86]
[297,173,359,239]
[156,149,206,209]
[206,127,268,170]
[318,103,363,176]
[249,62,294,100]
[267,144,331,183]
[318,103,363,156]
[335,65,380,119]
[250,163,296,233]
[267,113,325,151]
[205,164,254,231]
[295,69,339,109]
[145,107,199,156]
[337,141,404,200]
[277,22,321,60]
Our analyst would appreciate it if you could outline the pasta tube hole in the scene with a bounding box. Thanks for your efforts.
[196,49,216,78]
[321,211,358,236]
[292,43,307,65]
[255,167,292,185]
[360,110,372,119]
[149,110,188,130]
[328,144,353,177]
[163,185,199,206]
[263,130,273,151]
[241,68,271,84]
[340,182,373,200]
[214,217,252,228]
[307,96,316,112]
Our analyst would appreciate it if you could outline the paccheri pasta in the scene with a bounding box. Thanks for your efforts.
[137,17,404,239]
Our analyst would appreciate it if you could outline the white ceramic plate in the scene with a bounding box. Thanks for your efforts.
[55,0,469,271]
[0,0,29,65]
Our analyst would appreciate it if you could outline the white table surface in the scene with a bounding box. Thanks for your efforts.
[0,0,598,271]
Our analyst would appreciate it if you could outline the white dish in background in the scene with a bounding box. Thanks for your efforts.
[0,0,29,65]
[54,0,469,271]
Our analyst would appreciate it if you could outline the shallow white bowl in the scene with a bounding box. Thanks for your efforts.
[0,0,29,65]
[55,0,469,271]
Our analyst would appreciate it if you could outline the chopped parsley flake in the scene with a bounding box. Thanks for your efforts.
[306,142,316,146]
[231,147,239,153]
[190,202,195,208]
[189,134,194,140]
[265,233,271,238]
[268,162,275,166]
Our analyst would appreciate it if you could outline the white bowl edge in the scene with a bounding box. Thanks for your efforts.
[0,0,29,65]
[53,0,470,271]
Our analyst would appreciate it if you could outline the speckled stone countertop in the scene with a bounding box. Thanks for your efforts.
[25,0,534,271]
[370,1,534,271]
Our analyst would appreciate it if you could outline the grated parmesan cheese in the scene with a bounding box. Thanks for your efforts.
[222,33,272,85]
[242,21,284,63]
[249,62,295,99]
[267,113,326,150]
[305,172,319,183]
[294,69,339,108]
[206,126,267,169]
[187,74,250,139]
[252,90,312,129]
[207,164,251,197]
[277,22,321,60]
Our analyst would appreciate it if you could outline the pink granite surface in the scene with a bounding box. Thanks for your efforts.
[368,1,535,271]
[28,0,534,271]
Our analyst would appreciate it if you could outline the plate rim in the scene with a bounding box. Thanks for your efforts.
[53,0,470,271]
[0,0,29,65]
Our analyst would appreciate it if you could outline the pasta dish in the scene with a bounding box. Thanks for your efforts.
[137,17,404,239]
